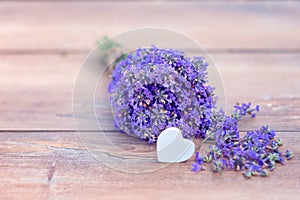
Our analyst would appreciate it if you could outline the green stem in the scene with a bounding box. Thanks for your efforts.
[196,129,218,151]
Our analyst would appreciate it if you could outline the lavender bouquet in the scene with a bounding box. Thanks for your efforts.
[107,46,293,178]
[109,47,215,143]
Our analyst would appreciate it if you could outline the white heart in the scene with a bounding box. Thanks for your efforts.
[157,127,195,163]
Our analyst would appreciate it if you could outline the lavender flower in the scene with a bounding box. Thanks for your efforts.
[232,102,259,120]
[191,162,204,172]
[109,47,216,143]
[106,45,293,178]
[192,103,293,178]
[191,152,204,172]
[284,150,294,160]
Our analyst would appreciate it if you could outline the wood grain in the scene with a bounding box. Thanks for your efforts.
[0,131,299,199]
[0,1,299,51]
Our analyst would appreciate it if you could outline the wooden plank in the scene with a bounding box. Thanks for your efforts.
[0,54,299,131]
[0,1,299,50]
[0,54,81,130]
[0,131,299,199]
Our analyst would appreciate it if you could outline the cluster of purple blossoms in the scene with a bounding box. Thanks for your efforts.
[191,103,294,178]
[109,47,216,143]
[107,45,293,178]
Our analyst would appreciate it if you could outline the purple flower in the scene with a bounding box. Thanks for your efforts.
[232,102,260,120]
[195,152,203,165]
[194,103,293,178]
[284,150,294,160]
[212,159,224,173]
[191,162,203,172]
[109,47,216,142]
[255,105,260,112]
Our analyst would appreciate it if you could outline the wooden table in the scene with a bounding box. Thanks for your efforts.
[0,1,299,199]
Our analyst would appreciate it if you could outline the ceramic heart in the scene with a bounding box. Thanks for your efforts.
[157,127,195,163]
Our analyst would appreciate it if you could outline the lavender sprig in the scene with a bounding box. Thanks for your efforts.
[192,103,293,178]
